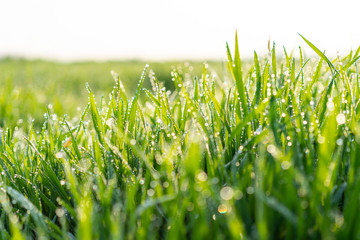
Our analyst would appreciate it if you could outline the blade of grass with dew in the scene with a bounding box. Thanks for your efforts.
[87,84,105,145]
[272,42,277,88]
[128,64,149,133]
[252,51,262,108]
[227,31,248,118]
[298,33,339,76]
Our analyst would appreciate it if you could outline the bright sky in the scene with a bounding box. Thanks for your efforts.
[0,0,359,61]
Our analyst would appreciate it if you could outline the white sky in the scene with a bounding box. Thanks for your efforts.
[0,0,359,61]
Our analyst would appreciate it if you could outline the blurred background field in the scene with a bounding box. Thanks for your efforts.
[0,58,223,128]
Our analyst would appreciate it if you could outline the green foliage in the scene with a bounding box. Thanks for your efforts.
[1,35,360,239]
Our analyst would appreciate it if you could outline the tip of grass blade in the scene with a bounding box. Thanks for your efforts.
[85,82,91,93]
[298,33,339,75]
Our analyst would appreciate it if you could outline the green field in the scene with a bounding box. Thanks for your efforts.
[0,59,223,129]
[1,34,360,239]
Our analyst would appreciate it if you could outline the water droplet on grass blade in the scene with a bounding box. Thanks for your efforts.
[267,144,276,154]
[327,101,334,111]
[317,135,325,144]
[56,208,65,217]
[220,186,234,200]
[281,161,291,170]
[336,113,346,125]
[336,138,343,146]
[196,171,208,182]
[246,187,254,194]
[218,204,228,214]
[55,152,65,159]
[147,189,155,197]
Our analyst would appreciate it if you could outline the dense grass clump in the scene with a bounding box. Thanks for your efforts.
[1,34,360,239]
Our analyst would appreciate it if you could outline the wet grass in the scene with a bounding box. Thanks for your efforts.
[1,33,360,239]
[0,59,223,129]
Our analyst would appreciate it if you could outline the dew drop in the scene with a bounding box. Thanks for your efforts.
[336,113,346,125]
[218,204,228,214]
[220,186,234,201]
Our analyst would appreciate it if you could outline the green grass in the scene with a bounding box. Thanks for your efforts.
[0,59,223,130]
[1,34,360,239]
